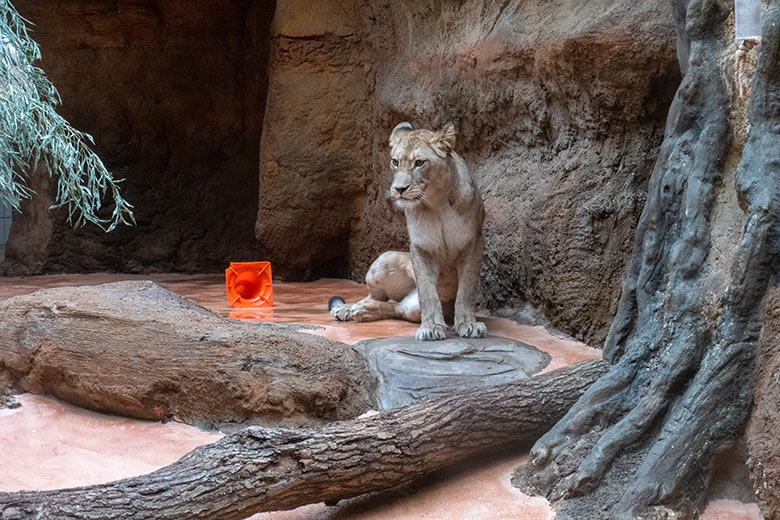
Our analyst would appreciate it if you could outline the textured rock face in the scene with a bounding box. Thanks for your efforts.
[258,0,680,344]
[256,0,373,280]
[747,288,780,520]
[354,336,551,410]
[3,0,680,346]
[3,0,274,275]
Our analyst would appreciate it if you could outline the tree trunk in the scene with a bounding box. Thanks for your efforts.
[0,281,372,429]
[0,359,607,520]
[516,0,780,518]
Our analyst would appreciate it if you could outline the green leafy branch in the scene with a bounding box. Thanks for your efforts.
[0,0,134,231]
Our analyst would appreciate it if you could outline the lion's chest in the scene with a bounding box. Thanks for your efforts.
[406,206,475,261]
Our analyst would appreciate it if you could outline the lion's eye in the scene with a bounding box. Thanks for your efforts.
[414,159,426,168]
[391,158,399,167]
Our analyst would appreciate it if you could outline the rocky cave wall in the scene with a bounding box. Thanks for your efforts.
[2,0,274,274]
[257,0,680,345]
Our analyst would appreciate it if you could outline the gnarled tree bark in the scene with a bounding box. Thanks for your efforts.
[516,0,780,518]
[0,359,607,520]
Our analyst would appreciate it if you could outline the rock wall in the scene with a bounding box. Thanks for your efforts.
[3,0,679,345]
[3,0,274,274]
[257,0,680,345]
[256,0,373,280]
[747,288,780,519]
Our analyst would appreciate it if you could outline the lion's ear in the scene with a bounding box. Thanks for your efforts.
[389,122,413,147]
[433,122,456,154]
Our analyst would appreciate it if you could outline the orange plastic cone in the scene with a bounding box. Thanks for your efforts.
[225,261,273,308]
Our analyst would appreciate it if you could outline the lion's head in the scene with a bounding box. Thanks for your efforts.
[387,122,458,210]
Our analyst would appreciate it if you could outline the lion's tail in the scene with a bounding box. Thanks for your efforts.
[328,296,346,312]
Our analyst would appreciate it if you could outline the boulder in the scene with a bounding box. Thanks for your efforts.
[355,335,551,409]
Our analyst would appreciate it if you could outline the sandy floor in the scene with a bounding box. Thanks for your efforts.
[0,274,763,519]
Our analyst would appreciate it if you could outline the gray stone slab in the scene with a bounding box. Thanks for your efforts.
[354,336,552,410]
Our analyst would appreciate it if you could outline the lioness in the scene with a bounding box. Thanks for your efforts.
[330,122,487,341]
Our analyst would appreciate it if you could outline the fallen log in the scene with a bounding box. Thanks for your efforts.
[0,281,372,429]
[0,358,606,520]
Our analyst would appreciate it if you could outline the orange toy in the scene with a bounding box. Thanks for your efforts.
[225,261,273,308]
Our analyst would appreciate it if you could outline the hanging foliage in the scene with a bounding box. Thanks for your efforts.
[0,0,134,231]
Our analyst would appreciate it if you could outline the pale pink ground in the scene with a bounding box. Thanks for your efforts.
[0,274,763,519]
[0,394,221,492]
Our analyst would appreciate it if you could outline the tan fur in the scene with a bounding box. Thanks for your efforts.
[331,123,486,341]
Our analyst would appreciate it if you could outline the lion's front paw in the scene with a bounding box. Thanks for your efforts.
[454,320,487,338]
[416,323,447,341]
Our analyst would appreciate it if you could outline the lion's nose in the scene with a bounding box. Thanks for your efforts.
[394,185,409,195]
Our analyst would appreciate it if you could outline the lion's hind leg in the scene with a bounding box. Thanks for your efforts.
[330,295,362,321]
[393,290,421,323]
[330,291,421,323]
[330,294,395,322]
[329,250,419,323]
[346,297,402,322]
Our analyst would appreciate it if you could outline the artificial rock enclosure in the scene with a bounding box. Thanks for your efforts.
[5,0,780,519]
[3,0,680,348]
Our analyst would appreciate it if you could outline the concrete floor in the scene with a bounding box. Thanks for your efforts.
[0,274,764,520]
